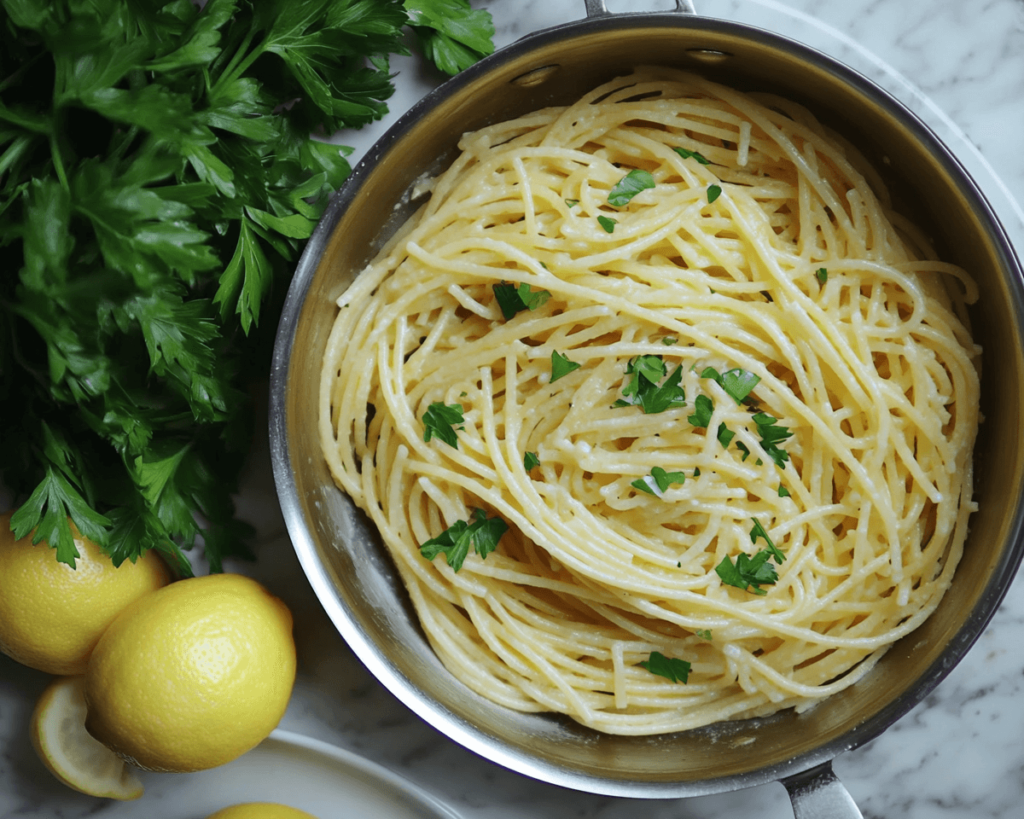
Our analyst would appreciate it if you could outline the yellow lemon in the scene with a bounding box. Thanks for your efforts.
[0,512,171,675]
[84,572,296,773]
[205,803,319,819]
[30,675,144,800]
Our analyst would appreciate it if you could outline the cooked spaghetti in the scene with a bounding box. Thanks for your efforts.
[319,68,980,735]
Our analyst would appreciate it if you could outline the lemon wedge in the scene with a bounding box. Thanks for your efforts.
[30,675,144,800]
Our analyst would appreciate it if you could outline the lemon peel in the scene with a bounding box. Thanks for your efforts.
[31,675,144,800]
[0,512,170,675]
[205,803,319,819]
[85,572,296,773]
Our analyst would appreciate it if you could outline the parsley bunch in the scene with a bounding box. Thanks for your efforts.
[0,0,494,571]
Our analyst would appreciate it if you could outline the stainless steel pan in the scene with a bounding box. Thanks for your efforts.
[269,2,1024,816]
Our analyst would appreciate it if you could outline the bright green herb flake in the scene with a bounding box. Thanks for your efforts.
[778,484,791,498]
[524,451,541,471]
[565,198,579,208]
[673,147,711,165]
[707,184,723,204]
[688,394,714,428]
[750,518,785,563]
[639,651,691,684]
[752,412,793,468]
[550,351,581,382]
[597,215,617,233]
[716,551,780,596]
[607,169,655,208]
[701,366,760,404]
[661,337,678,346]
[816,267,829,284]
[419,509,508,572]
[422,402,465,448]
[493,281,551,320]
[631,466,687,497]
[614,356,686,414]
[695,629,713,640]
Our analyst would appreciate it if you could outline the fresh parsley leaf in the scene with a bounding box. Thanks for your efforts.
[492,281,551,320]
[597,214,617,233]
[405,0,495,76]
[640,651,691,684]
[688,394,714,428]
[632,466,687,496]
[778,484,791,498]
[717,423,735,448]
[816,267,828,283]
[695,629,713,640]
[716,551,780,595]
[652,466,686,492]
[631,477,657,495]
[661,336,678,346]
[524,451,540,471]
[616,356,686,414]
[422,402,465,447]
[752,412,793,468]
[673,147,711,165]
[707,184,722,204]
[0,0,496,570]
[701,366,760,404]
[564,198,579,208]
[419,508,508,572]
[607,168,655,208]
[550,351,581,382]
[750,518,785,563]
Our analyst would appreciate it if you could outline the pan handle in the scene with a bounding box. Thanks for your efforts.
[584,0,696,17]
[780,762,864,819]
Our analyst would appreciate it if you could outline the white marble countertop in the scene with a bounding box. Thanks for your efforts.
[3,1,1023,817]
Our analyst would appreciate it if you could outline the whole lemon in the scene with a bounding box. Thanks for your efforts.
[205,803,319,819]
[84,572,295,773]
[0,512,170,675]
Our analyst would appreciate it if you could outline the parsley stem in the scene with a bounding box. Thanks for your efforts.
[212,31,262,98]
[49,132,69,191]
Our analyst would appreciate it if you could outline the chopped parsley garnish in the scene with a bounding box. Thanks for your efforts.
[615,356,686,414]
[422,402,465,448]
[550,351,581,382]
[778,484,791,498]
[716,551,779,595]
[716,519,787,595]
[673,147,711,165]
[816,267,829,284]
[707,184,723,204]
[695,629,713,640]
[661,336,678,346]
[701,366,760,404]
[597,215,617,233]
[607,169,655,208]
[565,198,579,208]
[688,394,714,428]
[640,651,691,684]
[717,423,735,448]
[492,281,551,320]
[752,412,793,468]
[750,519,785,563]
[631,466,686,496]
[419,509,508,572]
[524,451,541,471]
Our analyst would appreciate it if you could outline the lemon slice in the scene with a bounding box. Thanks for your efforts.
[30,675,144,800]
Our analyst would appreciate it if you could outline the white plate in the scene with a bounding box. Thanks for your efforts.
[91,729,462,819]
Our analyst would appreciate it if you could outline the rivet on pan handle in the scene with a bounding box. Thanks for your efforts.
[584,0,696,17]
[781,762,865,819]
